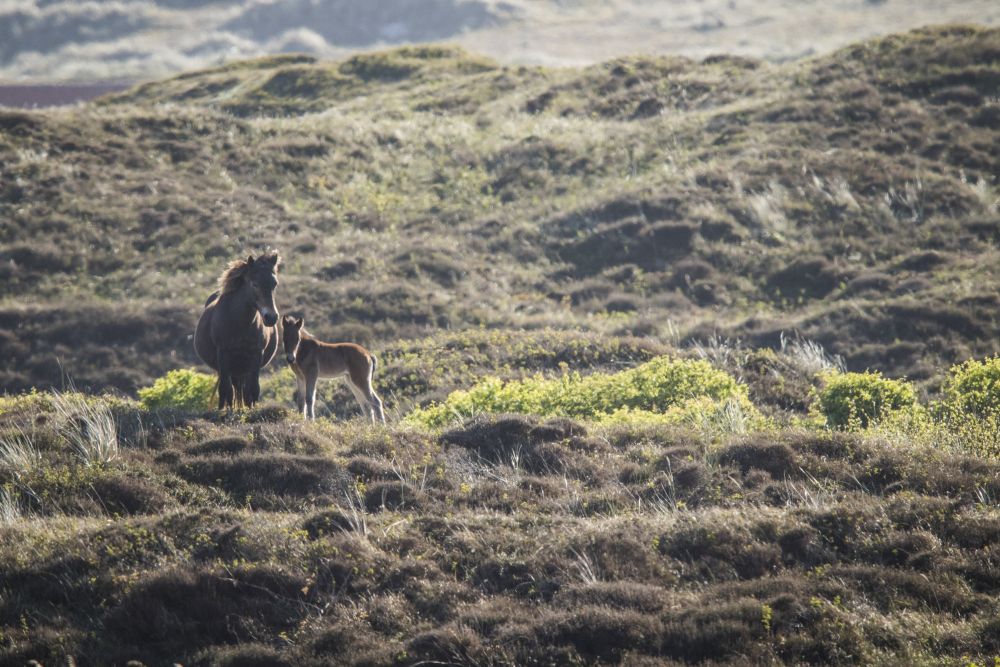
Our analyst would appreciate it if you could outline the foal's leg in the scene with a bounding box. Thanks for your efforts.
[353,378,384,424]
[347,381,373,422]
[304,369,318,420]
[368,389,385,424]
[293,370,307,417]
[363,360,386,424]
[349,364,385,424]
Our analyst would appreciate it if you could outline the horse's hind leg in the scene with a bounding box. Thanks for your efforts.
[347,382,373,422]
[365,361,386,424]
[217,378,232,410]
[231,375,247,409]
[349,367,385,424]
[368,390,385,424]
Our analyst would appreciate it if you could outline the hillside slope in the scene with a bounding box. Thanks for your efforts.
[1,397,998,665]
[3,27,1000,665]
[1,26,999,408]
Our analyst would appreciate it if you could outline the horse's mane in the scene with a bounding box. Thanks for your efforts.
[217,258,251,296]
[217,252,280,295]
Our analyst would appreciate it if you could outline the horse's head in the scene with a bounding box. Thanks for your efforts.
[282,315,304,364]
[245,252,281,326]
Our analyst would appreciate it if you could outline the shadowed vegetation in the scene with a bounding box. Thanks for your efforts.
[0,391,999,664]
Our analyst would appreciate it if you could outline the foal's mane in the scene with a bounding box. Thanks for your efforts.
[217,252,280,296]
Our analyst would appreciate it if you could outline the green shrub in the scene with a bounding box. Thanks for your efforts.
[602,396,766,434]
[138,369,216,411]
[406,356,755,427]
[863,406,1000,459]
[258,366,297,403]
[941,357,1000,419]
[814,371,917,429]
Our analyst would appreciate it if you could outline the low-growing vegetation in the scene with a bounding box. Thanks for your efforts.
[2,337,998,664]
[138,368,216,412]
[814,371,918,429]
[942,356,1000,418]
[2,22,1000,667]
[406,355,754,427]
[1,378,999,664]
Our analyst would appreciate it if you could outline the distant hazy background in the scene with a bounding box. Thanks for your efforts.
[2,0,998,83]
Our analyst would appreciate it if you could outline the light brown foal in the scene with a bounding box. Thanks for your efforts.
[282,316,385,422]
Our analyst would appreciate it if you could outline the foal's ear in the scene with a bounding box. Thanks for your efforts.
[295,317,304,328]
[282,315,295,327]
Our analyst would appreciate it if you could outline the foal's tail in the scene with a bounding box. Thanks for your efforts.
[369,353,378,377]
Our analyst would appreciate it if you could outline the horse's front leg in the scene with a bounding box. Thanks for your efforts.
[217,352,234,411]
[218,379,233,411]
[293,370,307,417]
[244,370,261,408]
[305,371,318,420]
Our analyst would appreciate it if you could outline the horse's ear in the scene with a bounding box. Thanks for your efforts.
[266,251,281,268]
[246,254,255,265]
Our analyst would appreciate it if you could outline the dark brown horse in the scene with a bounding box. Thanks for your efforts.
[194,252,281,410]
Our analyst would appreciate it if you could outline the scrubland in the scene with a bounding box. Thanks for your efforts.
[1,24,999,666]
[2,27,998,397]
[2,341,999,665]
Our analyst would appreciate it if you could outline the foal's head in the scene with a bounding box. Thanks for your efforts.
[221,252,281,326]
[282,315,304,364]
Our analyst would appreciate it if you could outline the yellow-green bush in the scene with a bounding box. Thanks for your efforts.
[861,405,1000,459]
[259,366,297,404]
[406,356,755,427]
[138,369,216,411]
[814,371,917,429]
[0,389,50,418]
[602,396,767,435]
[941,357,1000,419]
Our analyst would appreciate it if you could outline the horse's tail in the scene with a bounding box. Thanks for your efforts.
[210,375,220,410]
[370,353,378,375]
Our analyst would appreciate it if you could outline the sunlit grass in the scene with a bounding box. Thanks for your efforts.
[50,391,119,467]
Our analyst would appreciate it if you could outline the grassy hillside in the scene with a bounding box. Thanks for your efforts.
[2,26,1000,664]
[1,27,999,412]
[1,391,998,665]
